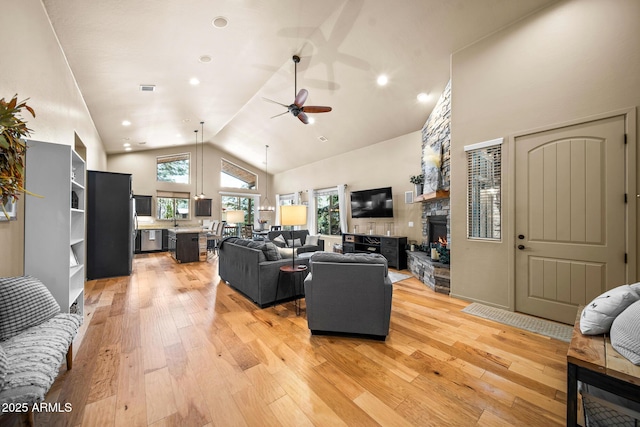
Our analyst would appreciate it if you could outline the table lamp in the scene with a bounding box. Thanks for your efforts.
[226,210,245,237]
[280,204,307,270]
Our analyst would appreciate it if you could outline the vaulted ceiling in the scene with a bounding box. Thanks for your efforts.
[42,0,555,174]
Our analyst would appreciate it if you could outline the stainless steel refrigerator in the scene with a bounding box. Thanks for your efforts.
[86,171,135,280]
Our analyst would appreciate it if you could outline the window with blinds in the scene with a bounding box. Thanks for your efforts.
[466,139,502,240]
[157,153,190,183]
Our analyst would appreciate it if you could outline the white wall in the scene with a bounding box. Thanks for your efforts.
[273,131,424,249]
[0,0,107,276]
[450,0,640,308]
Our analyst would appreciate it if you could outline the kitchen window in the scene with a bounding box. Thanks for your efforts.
[157,191,190,221]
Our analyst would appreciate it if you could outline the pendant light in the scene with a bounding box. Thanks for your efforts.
[197,121,205,199]
[259,144,274,212]
[193,129,199,199]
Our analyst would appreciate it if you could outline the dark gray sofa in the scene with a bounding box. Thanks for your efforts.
[218,237,309,307]
[267,230,324,254]
[304,252,393,339]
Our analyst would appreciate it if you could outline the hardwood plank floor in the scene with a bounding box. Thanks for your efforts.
[25,252,569,426]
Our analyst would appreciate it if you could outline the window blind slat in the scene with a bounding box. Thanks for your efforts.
[467,145,501,240]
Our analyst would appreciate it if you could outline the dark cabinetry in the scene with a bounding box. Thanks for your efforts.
[134,195,152,216]
[168,230,200,263]
[342,233,407,269]
[195,198,212,217]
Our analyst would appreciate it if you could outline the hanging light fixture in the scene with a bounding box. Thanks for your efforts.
[193,129,199,199]
[259,144,275,212]
[197,121,205,199]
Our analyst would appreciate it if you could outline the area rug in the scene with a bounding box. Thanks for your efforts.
[388,271,411,283]
[461,302,573,342]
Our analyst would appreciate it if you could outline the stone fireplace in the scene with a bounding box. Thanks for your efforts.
[407,80,451,294]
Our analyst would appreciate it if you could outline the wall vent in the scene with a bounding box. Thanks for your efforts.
[318,136,328,142]
[140,85,156,92]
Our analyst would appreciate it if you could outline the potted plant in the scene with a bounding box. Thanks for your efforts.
[410,173,424,196]
[0,95,36,219]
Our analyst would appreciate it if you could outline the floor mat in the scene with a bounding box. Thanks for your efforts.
[461,302,573,342]
[388,271,411,283]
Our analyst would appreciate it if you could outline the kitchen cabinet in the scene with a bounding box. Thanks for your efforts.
[168,229,206,263]
[195,198,212,217]
[134,195,152,216]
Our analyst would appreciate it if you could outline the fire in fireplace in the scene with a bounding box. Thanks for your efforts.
[427,215,447,244]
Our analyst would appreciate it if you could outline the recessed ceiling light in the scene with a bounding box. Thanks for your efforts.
[125,147,132,152]
[123,143,131,147]
[417,92,429,103]
[377,75,388,86]
[182,118,191,123]
[212,16,228,28]
[189,78,200,86]
[199,55,212,63]
[122,120,131,126]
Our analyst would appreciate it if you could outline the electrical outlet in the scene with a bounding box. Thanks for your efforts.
[408,221,414,227]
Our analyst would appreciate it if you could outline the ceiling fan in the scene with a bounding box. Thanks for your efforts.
[263,55,332,124]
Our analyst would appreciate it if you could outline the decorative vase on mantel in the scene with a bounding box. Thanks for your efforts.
[414,183,423,196]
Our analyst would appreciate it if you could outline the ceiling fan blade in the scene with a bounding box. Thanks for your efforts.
[302,106,332,113]
[297,112,309,124]
[270,111,289,119]
[262,97,289,108]
[294,89,308,107]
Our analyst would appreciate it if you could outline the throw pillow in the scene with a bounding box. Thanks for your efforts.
[610,300,640,365]
[0,344,7,390]
[287,238,303,248]
[305,235,319,246]
[273,234,287,247]
[278,247,294,259]
[262,242,282,261]
[630,282,640,294]
[0,276,61,341]
[580,284,640,335]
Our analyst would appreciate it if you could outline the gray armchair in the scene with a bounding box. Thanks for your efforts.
[304,252,392,339]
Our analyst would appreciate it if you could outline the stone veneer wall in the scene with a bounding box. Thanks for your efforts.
[420,80,451,247]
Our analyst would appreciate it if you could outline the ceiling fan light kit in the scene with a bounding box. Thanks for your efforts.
[263,55,332,125]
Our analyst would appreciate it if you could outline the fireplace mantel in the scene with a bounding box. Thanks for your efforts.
[415,190,450,202]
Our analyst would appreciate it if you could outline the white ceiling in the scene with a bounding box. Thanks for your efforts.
[42,0,555,174]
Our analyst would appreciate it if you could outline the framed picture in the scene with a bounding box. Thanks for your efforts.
[0,199,17,221]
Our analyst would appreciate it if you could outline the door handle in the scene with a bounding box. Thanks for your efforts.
[518,234,525,240]
[517,245,525,250]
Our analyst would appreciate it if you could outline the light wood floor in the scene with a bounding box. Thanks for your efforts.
[30,252,569,426]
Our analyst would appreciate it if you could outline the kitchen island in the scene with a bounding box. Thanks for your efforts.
[167,228,208,263]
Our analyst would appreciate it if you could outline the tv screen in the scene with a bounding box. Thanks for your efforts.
[350,187,393,218]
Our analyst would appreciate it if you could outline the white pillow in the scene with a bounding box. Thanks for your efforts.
[305,235,319,246]
[630,282,640,294]
[273,234,286,246]
[610,300,640,365]
[580,284,640,335]
[277,247,294,259]
[287,238,302,248]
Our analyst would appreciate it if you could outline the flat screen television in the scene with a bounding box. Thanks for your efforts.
[350,187,394,218]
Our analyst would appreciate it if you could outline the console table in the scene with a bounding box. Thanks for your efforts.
[342,233,407,269]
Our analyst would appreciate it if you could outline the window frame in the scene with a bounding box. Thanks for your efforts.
[220,158,258,190]
[156,191,191,221]
[465,138,503,241]
[156,153,190,184]
[315,188,341,236]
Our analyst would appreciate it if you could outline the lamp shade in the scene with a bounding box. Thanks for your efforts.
[280,205,307,226]
[226,210,245,224]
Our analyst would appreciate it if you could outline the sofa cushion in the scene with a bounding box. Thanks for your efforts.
[580,284,640,335]
[287,238,303,248]
[305,235,319,246]
[310,252,388,276]
[0,344,7,390]
[272,234,287,247]
[261,242,282,261]
[278,247,294,259]
[0,276,61,341]
[631,282,640,294]
[610,300,640,365]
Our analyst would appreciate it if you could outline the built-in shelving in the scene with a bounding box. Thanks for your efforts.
[342,233,407,269]
[25,141,85,315]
